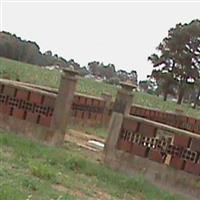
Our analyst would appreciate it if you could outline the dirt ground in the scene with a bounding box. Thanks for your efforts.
[64,129,105,161]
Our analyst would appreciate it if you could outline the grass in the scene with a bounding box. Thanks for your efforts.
[0,57,200,119]
[0,130,187,200]
[134,92,200,119]
[0,57,117,97]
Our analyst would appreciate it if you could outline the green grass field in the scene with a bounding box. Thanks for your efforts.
[0,57,117,97]
[0,57,199,118]
[0,130,187,200]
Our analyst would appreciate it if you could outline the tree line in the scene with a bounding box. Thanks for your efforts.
[0,31,137,85]
[148,19,200,108]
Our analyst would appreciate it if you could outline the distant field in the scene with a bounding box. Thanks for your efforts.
[0,57,200,118]
[0,57,117,97]
[0,131,187,200]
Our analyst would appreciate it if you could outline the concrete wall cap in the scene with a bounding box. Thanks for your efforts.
[125,115,200,139]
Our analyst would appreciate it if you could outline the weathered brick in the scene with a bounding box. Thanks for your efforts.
[79,96,86,105]
[92,99,99,107]
[145,110,150,119]
[12,108,25,119]
[170,156,184,170]
[3,85,16,96]
[98,100,105,108]
[0,104,11,115]
[26,112,39,123]
[148,149,166,163]
[86,98,92,106]
[194,120,200,135]
[138,123,156,137]
[122,118,139,133]
[43,96,56,107]
[158,112,164,123]
[139,107,146,117]
[39,115,52,127]
[178,116,188,130]
[166,113,176,127]
[16,89,29,100]
[0,83,3,93]
[117,139,133,152]
[131,144,148,157]
[190,138,200,152]
[130,106,136,115]
[149,110,156,121]
[188,117,196,125]
[73,95,80,104]
[29,92,43,104]
[184,161,200,175]
[173,135,190,148]
[154,111,159,121]
[187,117,195,132]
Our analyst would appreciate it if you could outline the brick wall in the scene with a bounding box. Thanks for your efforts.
[130,105,200,136]
[0,82,56,128]
[0,80,108,128]
[117,115,200,177]
[71,94,106,126]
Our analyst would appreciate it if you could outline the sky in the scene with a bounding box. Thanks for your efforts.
[0,0,200,80]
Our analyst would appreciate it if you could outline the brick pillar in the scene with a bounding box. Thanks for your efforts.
[101,92,112,129]
[104,82,136,162]
[50,68,79,144]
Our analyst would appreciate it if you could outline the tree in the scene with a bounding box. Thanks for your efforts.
[193,79,200,109]
[139,78,156,94]
[148,54,176,101]
[116,70,129,82]
[129,70,138,85]
[149,20,200,104]
[79,66,89,76]
[0,31,71,69]
[88,61,100,76]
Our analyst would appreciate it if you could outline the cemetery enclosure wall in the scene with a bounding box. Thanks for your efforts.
[105,114,200,199]
[130,104,200,136]
[0,79,57,143]
[0,79,109,133]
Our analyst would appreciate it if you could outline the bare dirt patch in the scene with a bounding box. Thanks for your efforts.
[65,129,105,162]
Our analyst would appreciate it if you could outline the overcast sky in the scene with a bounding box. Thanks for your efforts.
[1,1,200,80]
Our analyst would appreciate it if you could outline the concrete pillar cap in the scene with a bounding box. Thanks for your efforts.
[120,82,137,91]
[63,68,79,76]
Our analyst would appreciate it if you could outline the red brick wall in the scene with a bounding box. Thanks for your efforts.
[0,82,108,128]
[130,105,200,136]
[71,94,106,126]
[117,116,200,177]
[0,83,55,127]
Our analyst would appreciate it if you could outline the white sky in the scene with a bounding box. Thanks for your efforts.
[0,0,200,80]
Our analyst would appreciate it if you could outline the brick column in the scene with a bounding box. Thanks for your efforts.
[50,68,79,144]
[101,92,112,129]
[104,82,136,162]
